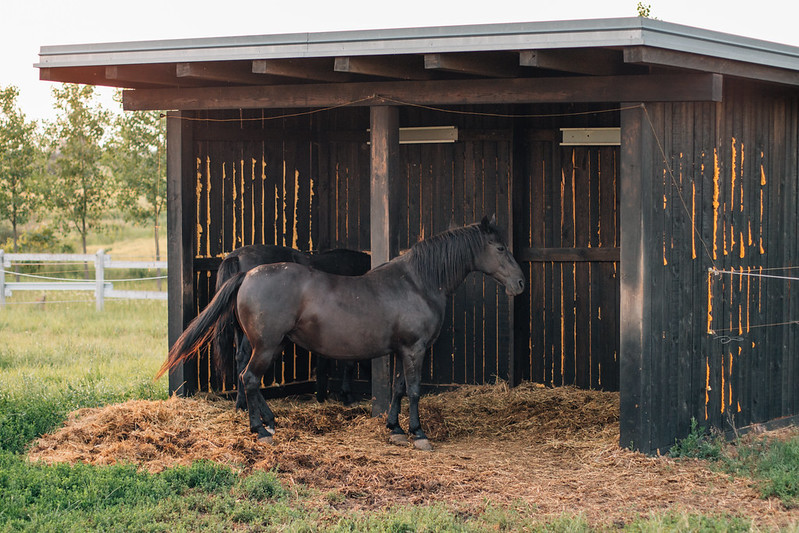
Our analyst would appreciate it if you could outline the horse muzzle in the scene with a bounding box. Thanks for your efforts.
[505,277,525,296]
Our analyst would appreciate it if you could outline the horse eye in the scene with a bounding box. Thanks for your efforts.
[497,246,506,252]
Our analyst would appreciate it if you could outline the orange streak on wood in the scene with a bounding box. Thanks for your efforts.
[195,157,203,256]
[712,148,720,260]
[691,181,697,259]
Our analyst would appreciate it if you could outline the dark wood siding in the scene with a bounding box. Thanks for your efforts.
[513,132,620,391]
[181,107,520,394]
[621,80,799,453]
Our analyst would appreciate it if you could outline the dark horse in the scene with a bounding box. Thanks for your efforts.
[214,245,371,408]
[158,217,525,450]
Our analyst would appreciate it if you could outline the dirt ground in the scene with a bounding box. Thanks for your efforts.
[28,383,799,528]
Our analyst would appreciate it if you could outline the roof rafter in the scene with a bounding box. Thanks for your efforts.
[122,73,723,111]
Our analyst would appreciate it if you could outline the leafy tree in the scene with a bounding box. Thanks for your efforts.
[45,84,112,262]
[0,85,42,253]
[636,2,653,18]
[105,103,166,265]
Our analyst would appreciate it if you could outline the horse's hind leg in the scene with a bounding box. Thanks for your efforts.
[241,343,279,443]
[234,331,251,410]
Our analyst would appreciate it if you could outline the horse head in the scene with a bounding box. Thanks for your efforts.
[474,215,526,296]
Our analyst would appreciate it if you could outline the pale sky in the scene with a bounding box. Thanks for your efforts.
[3,0,798,123]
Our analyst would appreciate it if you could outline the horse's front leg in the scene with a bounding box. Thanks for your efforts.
[401,346,432,451]
[340,361,356,406]
[386,356,407,445]
[315,355,330,403]
[241,345,277,443]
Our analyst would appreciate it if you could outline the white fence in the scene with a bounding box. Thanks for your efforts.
[0,250,167,310]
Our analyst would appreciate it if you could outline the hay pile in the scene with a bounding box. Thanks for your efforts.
[28,383,797,527]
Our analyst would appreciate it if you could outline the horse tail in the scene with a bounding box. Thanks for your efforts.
[156,272,246,380]
[213,255,242,381]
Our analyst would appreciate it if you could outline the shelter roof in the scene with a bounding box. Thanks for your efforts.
[35,17,799,109]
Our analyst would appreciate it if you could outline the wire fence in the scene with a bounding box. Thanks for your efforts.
[0,250,167,310]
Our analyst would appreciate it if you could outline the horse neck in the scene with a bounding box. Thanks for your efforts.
[408,228,481,294]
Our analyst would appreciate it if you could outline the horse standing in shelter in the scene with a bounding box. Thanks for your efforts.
[159,217,525,450]
[214,245,371,408]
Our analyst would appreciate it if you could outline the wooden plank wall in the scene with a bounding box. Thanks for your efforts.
[183,106,518,393]
[631,80,799,453]
[188,110,325,393]
[514,131,620,390]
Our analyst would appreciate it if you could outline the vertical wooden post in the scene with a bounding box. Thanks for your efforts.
[0,250,5,308]
[166,111,198,396]
[370,105,400,416]
[95,249,105,311]
[619,103,654,453]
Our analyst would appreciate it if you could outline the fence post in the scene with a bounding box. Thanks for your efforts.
[0,250,5,308]
[95,249,105,311]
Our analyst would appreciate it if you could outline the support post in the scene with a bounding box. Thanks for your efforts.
[0,250,5,308]
[370,105,400,417]
[619,103,654,453]
[95,249,105,311]
[166,111,198,396]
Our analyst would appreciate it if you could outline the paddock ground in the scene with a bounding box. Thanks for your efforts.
[28,382,798,528]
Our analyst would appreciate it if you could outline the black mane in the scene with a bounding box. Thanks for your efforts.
[407,220,501,293]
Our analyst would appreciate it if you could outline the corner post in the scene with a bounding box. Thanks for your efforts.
[95,249,105,311]
[0,250,5,308]
[370,105,400,416]
[166,111,197,396]
[619,103,655,453]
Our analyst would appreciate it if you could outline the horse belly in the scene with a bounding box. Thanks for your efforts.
[290,311,392,360]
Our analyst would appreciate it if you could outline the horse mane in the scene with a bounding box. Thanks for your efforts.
[406,219,500,293]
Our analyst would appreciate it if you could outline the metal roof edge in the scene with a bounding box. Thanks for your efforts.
[35,17,799,74]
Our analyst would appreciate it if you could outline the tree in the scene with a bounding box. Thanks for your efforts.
[0,85,42,253]
[636,2,653,18]
[45,84,111,262]
[105,102,167,287]
[106,105,166,257]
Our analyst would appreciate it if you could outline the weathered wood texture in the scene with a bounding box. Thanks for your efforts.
[620,80,799,454]
[512,105,621,392]
[179,106,527,395]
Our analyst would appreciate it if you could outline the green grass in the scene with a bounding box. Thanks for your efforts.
[671,418,799,508]
[0,298,167,453]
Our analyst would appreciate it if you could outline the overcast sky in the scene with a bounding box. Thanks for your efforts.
[3,0,798,122]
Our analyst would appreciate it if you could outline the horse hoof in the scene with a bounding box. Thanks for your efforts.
[413,438,433,451]
[257,435,273,445]
[389,433,408,446]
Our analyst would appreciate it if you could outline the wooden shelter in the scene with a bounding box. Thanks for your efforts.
[37,17,799,454]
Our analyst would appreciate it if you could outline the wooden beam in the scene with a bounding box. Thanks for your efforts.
[252,58,351,82]
[123,73,723,111]
[334,56,432,80]
[176,62,271,85]
[39,66,148,89]
[424,52,519,77]
[166,111,198,396]
[106,65,197,87]
[624,46,799,86]
[520,49,625,76]
[369,105,400,417]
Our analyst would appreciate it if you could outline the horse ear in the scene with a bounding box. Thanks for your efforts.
[489,214,497,225]
[480,216,490,230]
